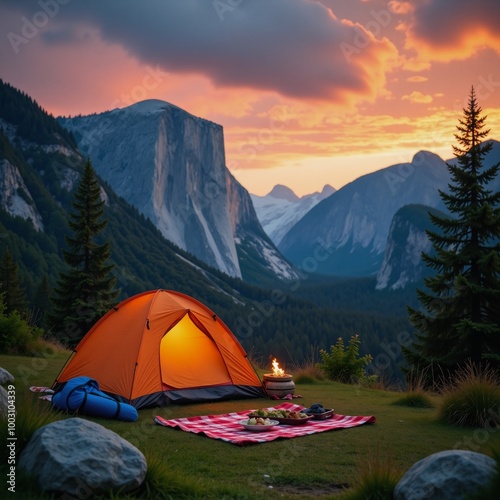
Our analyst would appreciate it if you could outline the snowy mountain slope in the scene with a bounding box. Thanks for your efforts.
[251,184,335,245]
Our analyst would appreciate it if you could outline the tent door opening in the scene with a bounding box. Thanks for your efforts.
[160,313,232,389]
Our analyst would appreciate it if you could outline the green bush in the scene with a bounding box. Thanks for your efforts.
[0,309,43,354]
[294,374,317,384]
[319,334,375,384]
[293,362,326,384]
[438,361,500,428]
[392,391,434,408]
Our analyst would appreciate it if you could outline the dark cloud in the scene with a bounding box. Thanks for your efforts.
[410,0,500,47]
[2,0,396,101]
[40,27,81,45]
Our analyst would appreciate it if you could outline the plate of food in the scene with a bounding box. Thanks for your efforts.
[248,409,314,425]
[239,417,279,432]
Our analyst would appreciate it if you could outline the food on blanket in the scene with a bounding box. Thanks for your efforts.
[242,417,276,425]
[303,403,327,414]
[249,409,309,419]
[302,403,335,419]
[245,417,273,426]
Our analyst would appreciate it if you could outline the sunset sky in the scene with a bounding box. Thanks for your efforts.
[1,0,499,196]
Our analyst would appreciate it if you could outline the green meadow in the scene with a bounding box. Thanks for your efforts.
[1,353,499,499]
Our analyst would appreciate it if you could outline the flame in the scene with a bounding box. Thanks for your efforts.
[271,358,286,377]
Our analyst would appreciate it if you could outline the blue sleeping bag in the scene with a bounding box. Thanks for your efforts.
[52,376,138,422]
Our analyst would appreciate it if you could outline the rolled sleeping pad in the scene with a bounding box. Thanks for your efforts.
[52,376,138,422]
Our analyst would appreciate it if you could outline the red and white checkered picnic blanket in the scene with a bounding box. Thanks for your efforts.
[154,402,376,445]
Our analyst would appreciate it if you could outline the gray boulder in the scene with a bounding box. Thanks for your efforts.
[0,367,14,418]
[0,385,9,418]
[0,367,14,384]
[19,418,147,498]
[394,449,496,500]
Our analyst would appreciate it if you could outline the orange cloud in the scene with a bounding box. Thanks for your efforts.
[406,76,428,83]
[405,29,500,64]
[388,1,414,15]
[402,91,433,104]
[400,0,500,63]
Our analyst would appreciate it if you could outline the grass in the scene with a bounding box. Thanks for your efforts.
[341,448,403,500]
[437,361,500,428]
[392,391,435,409]
[2,353,500,499]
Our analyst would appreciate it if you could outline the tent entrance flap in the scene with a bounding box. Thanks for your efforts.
[160,313,231,389]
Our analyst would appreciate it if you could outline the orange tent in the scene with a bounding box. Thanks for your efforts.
[53,290,265,408]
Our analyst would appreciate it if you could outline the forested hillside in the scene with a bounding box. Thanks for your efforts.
[0,80,415,380]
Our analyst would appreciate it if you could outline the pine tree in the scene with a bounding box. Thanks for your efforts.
[32,273,52,328]
[404,87,500,381]
[0,250,27,315]
[50,159,118,347]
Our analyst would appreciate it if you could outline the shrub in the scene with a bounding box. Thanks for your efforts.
[294,373,318,384]
[392,392,434,408]
[437,361,500,428]
[293,362,326,384]
[0,309,43,354]
[319,334,375,385]
[343,449,402,500]
[289,344,327,383]
[28,336,70,358]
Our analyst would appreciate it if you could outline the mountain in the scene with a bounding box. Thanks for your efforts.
[0,80,419,377]
[375,204,442,290]
[251,184,335,245]
[279,144,500,277]
[59,100,297,282]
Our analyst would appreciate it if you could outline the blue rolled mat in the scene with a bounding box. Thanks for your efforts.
[52,376,138,422]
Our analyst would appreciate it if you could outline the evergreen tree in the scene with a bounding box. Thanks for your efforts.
[405,87,500,380]
[32,273,52,328]
[0,250,27,315]
[50,159,118,347]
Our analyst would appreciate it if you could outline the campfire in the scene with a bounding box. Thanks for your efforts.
[263,357,295,397]
[271,358,286,377]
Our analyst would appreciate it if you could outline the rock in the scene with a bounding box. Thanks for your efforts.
[0,385,9,418]
[60,101,299,282]
[394,449,496,500]
[19,418,147,498]
[0,367,14,384]
[0,367,15,418]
